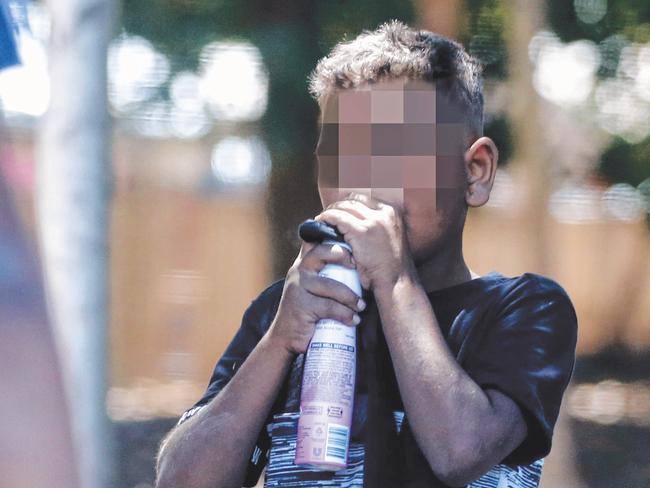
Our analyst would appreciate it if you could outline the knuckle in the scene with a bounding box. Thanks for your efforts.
[324,299,337,317]
[333,281,353,304]
[334,307,350,324]
[340,304,354,321]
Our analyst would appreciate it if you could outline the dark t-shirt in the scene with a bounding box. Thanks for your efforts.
[178,270,578,487]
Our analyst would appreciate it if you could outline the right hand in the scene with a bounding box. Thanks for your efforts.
[267,240,367,355]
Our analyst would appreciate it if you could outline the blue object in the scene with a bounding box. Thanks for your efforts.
[0,0,20,70]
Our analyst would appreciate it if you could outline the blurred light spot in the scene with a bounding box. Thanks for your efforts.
[574,0,607,25]
[548,183,602,223]
[568,380,650,427]
[638,178,650,214]
[634,45,650,102]
[170,71,202,111]
[0,30,49,117]
[131,101,172,139]
[531,32,650,143]
[601,183,644,221]
[108,34,170,113]
[595,77,650,143]
[533,38,600,106]
[528,30,559,65]
[168,105,211,139]
[617,43,641,80]
[598,34,627,75]
[199,41,268,122]
[169,71,211,139]
[20,1,49,40]
[210,136,271,187]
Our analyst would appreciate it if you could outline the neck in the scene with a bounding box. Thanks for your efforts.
[414,234,477,294]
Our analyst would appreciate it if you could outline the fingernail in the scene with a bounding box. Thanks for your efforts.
[357,299,366,311]
[353,314,361,325]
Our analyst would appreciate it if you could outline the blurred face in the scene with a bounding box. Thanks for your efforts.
[315,77,471,263]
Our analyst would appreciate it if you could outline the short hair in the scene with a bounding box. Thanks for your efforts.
[308,19,485,146]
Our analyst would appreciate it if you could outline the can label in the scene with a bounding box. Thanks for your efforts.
[295,319,356,470]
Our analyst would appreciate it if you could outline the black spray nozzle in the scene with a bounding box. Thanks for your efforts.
[298,219,345,244]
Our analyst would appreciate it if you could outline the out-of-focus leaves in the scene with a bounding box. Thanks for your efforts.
[459,0,509,79]
[119,0,415,276]
[546,0,650,45]
[313,1,413,51]
[484,114,513,167]
[599,136,650,187]
[120,0,415,159]
[120,0,252,73]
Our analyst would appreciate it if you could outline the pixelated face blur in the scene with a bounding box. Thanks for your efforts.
[315,77,470,260]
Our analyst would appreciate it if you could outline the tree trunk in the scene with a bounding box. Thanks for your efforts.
[503,1,584,486]
[37,1,114,487]
[413,0,461,39]
[504,0,550,272]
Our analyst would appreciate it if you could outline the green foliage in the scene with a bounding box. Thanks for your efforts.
[459,0,509,79]
[313,1,414,51]
[599,136,650,187]
[458,0,511,172]
[546,0,650,45]
[484,115,513,167]
[119,0,415,160]
[120,0,254,73]
[544,1,650,191]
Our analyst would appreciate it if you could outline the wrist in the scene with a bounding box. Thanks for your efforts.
[374,263,420,296]
[264,322,298,360]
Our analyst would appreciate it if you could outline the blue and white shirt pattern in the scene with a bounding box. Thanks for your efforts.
[262,410,544,488]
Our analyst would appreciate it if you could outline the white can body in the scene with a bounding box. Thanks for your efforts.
[294,241,362,471]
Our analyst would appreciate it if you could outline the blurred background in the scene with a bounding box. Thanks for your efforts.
[1,0,649,486]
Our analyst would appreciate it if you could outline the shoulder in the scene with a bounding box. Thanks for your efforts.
[491,272,578,341]
[499,272,576,312]
[251,277,286,310]
[243,277,286,334]
[520,272,573,299]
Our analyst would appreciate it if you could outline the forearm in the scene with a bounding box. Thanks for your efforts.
[157,328,295,488]
[374,273,496,483]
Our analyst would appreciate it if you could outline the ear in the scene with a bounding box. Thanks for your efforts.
[463,136,498,208]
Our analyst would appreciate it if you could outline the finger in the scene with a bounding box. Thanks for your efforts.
[344,191,382,211]
[377,199,402,220]
[301,242,355,272]
[312,295,360,327]
[298,239,318,261]
[314,208,365,237]
[303,274,365,312]
[322,198,373,220]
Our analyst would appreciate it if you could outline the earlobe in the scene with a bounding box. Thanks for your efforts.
[464,136,498,208]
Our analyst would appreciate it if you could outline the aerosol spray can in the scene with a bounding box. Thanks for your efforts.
[294,219,362,471]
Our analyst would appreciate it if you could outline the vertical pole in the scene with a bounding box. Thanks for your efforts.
[37,1,114,486]
[413,0,460,39]
[504,1,584,486]
[503,0,550,273]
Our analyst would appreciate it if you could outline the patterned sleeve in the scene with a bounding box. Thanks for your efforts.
[177,278,285,487]
[465,273,578,467]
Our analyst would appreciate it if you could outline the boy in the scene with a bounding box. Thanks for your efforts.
[156,20,577,488]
